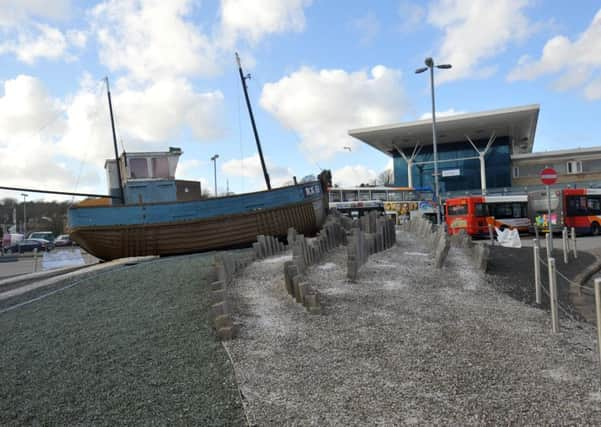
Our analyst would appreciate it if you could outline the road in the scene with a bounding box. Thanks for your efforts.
[0,249,97,279]
[517,234,601,251]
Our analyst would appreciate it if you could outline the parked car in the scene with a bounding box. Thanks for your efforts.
[28,231,55,242]
[4,239,53,254]
[54,234,74,247]
[2,233,24,250]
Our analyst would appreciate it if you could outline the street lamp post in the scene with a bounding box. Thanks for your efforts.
[211,154,219,197]
[416,58,452,226]
[21,193,28,236]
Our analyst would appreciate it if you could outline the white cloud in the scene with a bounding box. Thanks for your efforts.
[0,75,97,199]
[113,78,224,144]
[508,8,601,100]
[398,1,425,32]
[0,0,85,63]
[260,65,407,161]
[66,29,87,48]
[221,153,295,189]
[90,0,313,82]
[350,11,380,46]
[585,77,601,101]
[1,24,69,64]
[0,75,64,140]
[332,165,377,187]
[427,0,534,83]
[419,108,465,120]
[91,0,219,82]
[0,0,72,25]
[219,0,311,45]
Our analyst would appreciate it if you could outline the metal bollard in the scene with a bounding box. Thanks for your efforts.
[533,240,542,305]
[548,257,560,333]
[562,227,568,264]
[594,279,601,367]
[545,233,552,260]
[33,248,38,273]
[571,227,577,259]
[488,224,495,246]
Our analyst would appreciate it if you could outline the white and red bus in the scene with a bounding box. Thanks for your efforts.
[445,195,530,236]
[529,188,601,235]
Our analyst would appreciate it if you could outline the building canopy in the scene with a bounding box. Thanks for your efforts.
[348,104,539,156]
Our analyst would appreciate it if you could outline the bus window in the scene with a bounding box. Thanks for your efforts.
[343,191,358,201]
[405,191,418,201]
[329,191,341,202]
[588,196,601,215]
[358,191,371,201]
[566,196,588,216]
[475,203,488,217]
[512,203,523,218]
[448,204,467,215]
[388,192,403,201]
[372,191,387,201]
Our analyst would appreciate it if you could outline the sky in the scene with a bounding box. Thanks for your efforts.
[1,0,600,201]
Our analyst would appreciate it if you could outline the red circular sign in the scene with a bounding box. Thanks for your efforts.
[540,167,557,185]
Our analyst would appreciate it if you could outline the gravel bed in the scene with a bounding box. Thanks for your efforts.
[0,253,245,426]
[227,232,601,425]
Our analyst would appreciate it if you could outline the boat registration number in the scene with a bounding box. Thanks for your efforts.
[304,184,321,197]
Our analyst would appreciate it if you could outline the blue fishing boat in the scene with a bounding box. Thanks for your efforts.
[68,147,330,260]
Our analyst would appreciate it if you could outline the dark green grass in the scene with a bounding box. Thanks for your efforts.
[0,254,245,426]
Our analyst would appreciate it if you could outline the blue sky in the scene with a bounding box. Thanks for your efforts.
[1,0,600,200]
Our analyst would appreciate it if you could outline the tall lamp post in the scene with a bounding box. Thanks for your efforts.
[21,193,28,236]
[416,57,452,226]
[211,154,219,197]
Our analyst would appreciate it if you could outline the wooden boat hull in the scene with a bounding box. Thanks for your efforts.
[68,178,330,260]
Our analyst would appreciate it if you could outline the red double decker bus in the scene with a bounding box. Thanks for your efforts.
[445,195,530,236]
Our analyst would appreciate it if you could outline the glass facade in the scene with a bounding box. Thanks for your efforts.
[393,137,512,192]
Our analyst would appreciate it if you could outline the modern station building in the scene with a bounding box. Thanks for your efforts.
[348,104,601,199]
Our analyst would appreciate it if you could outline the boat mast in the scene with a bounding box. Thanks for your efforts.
[236,53,271,191]
[104,77,125,204]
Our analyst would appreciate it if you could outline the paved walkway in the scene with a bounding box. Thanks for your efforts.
[0,256,157,302]
[226,232,601,425]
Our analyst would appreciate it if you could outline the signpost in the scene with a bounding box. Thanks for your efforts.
[540,167,558,253]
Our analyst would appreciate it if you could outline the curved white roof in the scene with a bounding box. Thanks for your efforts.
[348,104,539,156]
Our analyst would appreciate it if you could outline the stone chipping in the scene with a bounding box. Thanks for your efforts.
[226,230,601,425]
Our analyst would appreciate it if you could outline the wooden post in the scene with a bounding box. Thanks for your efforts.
[533,241,541,305]
[548,257,559,333]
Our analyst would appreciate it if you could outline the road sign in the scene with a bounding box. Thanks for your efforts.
[540,167,558,185]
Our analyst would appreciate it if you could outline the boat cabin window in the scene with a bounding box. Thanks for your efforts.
[130,158,149,178]
[152,157,169,178]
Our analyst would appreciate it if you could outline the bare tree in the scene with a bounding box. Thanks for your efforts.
[377,169,393,185]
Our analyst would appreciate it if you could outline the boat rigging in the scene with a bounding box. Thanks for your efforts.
[236,52,271,191]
